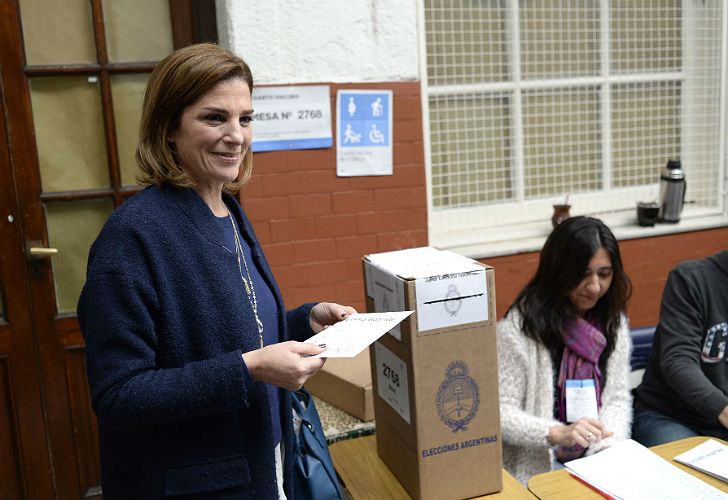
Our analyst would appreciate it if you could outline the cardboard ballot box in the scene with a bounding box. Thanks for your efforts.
[363,247,502,500]
[305,350,374,422]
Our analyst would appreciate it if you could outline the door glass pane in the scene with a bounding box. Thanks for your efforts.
[111,74,149,186]
[29,76,109,193]
[19,0,96,65]
[103,0,174,63]
[45,199,113,314]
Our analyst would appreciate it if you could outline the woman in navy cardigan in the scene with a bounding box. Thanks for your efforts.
[77,43,355,499]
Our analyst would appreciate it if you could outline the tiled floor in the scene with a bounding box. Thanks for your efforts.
[315,397,375,444]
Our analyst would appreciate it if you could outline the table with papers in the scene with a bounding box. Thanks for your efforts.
[527,436,728,499]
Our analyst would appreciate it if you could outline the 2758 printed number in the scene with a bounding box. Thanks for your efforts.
[382,362,400,387]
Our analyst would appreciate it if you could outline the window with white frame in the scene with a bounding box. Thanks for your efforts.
[421,0,726,253]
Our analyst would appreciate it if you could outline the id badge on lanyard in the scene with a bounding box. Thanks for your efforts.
[565,379,598,423]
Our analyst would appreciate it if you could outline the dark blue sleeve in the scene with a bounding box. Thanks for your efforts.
[78,253,256,430]
[286,302,317,342]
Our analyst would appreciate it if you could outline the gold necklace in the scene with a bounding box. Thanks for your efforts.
[228,212,264,348]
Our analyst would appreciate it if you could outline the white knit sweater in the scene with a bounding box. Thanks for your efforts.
[496,309,632,485]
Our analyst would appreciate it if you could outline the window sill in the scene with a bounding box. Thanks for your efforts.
[442,210,728,260]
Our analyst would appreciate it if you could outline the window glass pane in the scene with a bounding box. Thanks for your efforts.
[111,73,149,186]
[611,0,681,73]
[103,0,174,63]
[681,1,724,209]
[522,87,601,199]
[424,1,508,86]
[429,93,512,209]
[29,76,109,193]
[612,82,681,189]
[45,199,113,314]
[19,0,96,65]
[520,0,600,79]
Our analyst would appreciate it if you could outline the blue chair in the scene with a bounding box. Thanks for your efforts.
[629,326,656,390]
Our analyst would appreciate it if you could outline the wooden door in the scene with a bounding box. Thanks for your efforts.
[0,1,215,497]
[0,48,57,500]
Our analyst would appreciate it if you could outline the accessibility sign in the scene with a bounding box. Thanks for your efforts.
[336,89,393,176]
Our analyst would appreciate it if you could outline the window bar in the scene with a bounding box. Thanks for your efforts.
[721,1,728,211]
[600,0,612,193]
[508,1,525,205]
[90,0,124,208]
[418,1,435,219]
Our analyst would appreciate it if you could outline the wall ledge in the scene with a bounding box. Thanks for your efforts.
[443,211,728,259]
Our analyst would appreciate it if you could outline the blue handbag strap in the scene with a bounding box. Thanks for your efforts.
[291,388,312,425]
[292,388,343,499]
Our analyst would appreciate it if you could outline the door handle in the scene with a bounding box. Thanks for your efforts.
[27,241,58,259]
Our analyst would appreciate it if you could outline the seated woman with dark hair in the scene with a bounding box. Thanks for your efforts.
[497,216,633,484]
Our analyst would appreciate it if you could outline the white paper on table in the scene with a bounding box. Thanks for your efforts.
[304,311,413,358]
[565,439,728,500]
[674,439,728,483]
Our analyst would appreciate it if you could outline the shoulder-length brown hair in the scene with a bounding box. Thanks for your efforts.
[136,43,254,192]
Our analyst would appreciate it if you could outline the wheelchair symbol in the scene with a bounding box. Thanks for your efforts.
[369,124,385,144]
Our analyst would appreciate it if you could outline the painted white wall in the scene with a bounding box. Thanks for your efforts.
[216,0,419,84]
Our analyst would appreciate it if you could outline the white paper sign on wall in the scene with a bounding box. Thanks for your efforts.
[251,85,332,152]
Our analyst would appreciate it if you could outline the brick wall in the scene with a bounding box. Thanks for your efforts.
[241,82,427,312]
[483,226,728,328]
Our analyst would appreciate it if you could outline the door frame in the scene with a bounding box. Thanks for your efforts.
[0,21,56,499]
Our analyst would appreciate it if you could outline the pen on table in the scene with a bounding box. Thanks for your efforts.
[568,472,616,500]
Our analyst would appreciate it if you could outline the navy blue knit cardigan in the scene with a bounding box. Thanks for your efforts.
[78,184,315,499]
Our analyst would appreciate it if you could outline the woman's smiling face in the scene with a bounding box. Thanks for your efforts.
[168,79,253,191]
[569,247,614,316]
